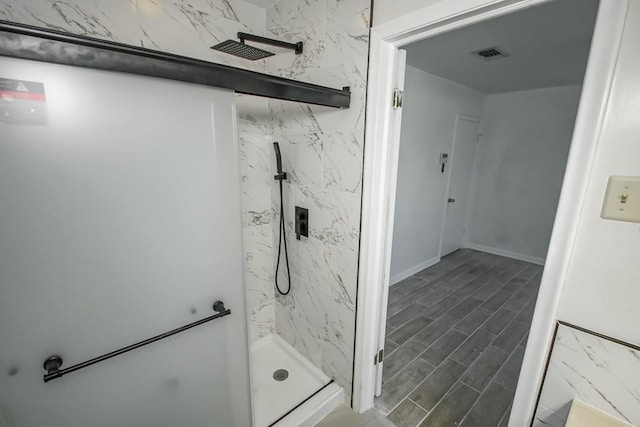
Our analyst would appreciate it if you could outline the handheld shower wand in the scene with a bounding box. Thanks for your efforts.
[273,142,291,295]
[273,142,287,181]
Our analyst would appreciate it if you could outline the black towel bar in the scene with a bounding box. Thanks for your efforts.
[43,301,231,383]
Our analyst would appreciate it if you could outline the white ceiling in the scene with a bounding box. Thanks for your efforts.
[404,0,600,94]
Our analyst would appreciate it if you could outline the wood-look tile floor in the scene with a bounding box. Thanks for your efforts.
[375,249,542,427]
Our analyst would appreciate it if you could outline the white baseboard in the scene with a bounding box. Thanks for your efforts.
[465,243,545,265]
[389,256,440,285]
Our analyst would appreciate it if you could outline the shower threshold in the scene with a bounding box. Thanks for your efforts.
[250,334,343,426]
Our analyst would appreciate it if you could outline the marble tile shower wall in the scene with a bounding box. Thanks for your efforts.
[0,0,275,343]
[238,101,277,343]
[0,0,267,70]
[264,0,371,399]
[535,324,640,426]
[2,0,372,397]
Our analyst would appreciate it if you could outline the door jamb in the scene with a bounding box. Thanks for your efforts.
[353,1,628,425]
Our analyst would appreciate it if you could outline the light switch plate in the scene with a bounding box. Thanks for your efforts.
[601,176,640,223]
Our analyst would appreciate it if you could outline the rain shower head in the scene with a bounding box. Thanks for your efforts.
[211,39,275,60]
[211,32,303,61]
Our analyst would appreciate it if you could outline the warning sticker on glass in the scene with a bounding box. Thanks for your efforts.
[0,78,48,125]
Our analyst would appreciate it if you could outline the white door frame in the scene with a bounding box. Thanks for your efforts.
[439,114,482,258]
[353,1,628,425]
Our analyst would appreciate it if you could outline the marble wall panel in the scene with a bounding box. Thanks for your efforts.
[274,278,356,400]
[321,130,363,194]
[0,0,268,70]
[324,0,370,67]
[292,186,360,252]
[535,324,640,426]
[267,0,371,400]
[265,0,327,75]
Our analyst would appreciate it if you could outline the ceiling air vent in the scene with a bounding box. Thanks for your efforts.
[472,47,510,60]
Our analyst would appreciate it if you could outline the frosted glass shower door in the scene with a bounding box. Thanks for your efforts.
[0,57,251,427]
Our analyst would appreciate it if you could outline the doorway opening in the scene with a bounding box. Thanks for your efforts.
[378,1,598,423]
[354,0,627,424]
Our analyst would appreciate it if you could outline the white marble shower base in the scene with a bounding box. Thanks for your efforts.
[251,334,343,427]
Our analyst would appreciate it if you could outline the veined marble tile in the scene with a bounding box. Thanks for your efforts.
[135,0,266,30]
[321,130,363,193]
[245,274,273,311]
[308,56,368,135]
[245,276,275,342]
[322,332,355,399]
[275,280,355,394]
[238,118,272,227]
[277,132,324,190]
[533,404,570,427]
[265,0,326,76]
[536,324,640,425]
[269,56,367,137]
[317,286,356,394]
[0,0,267,70]
[321,243,358,305]
[274,283,324,369]
[270,99,323,136]
[265,0,368,384]
[294,186,361,252]
[0,0,141,45]
[237,95,275,344]
[192,0,267,32]
[236,95,273,125]
[243,223,274,283]
[302,55,368,97]
[324,0,370,67]
[136,2,265,69]
[290,236,323,288]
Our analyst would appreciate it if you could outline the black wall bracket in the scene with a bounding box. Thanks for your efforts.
[0,21,350,109]
[238,32,303,55]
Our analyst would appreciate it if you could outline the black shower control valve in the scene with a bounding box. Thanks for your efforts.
[295,206,309,240]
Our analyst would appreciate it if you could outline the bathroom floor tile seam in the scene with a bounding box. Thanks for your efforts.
[397,397,432,427]
[387,254,487,304]
[382,303,531,393]
[377,249,541,427]
[380,343,526,426]
[386,252,533,318]
[385,255,538,350]
[381,289,537,421]
[386,369,518,427]
[380,301,531,414]
[457,334,527,394]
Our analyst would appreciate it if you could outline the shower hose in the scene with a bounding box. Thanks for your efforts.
[275,177,292,295]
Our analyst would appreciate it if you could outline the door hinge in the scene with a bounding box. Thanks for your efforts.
[374,349,384,365]
[392,88,403,109]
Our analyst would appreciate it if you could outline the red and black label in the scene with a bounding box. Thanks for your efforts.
[0,78,48,125]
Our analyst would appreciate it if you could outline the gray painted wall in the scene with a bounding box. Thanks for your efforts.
[467,85,582,262]
[389,66,485,283]
[391,76,582,283]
